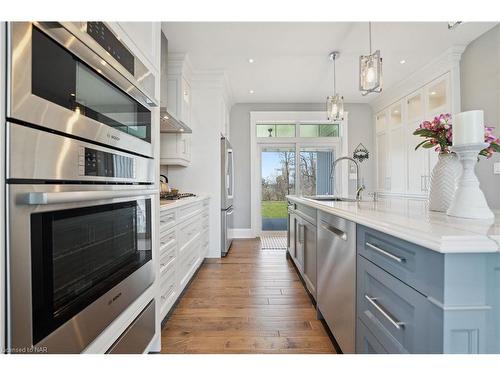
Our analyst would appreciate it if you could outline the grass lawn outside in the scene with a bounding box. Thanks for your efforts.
[261,200,288,218]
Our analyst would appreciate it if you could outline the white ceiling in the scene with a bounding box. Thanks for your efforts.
[162,22,497,104]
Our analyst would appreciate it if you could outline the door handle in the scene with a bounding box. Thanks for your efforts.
[320,221,347,241]
[366,242,406,263]
[23,189,154,205]
[364,294,405,330]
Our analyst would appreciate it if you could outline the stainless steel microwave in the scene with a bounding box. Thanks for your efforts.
[7,22,157,158]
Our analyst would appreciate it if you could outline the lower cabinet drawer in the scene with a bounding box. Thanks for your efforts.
[356,319,388,354]
[159,210,176,232]
[178,202,202,222]
[160,228,176,255]
[357,225,443,299]
[179,241,201,289]
[159,243,176,274]
[178,217,202,252]
[160,265,177,316]
[357,255,443,354]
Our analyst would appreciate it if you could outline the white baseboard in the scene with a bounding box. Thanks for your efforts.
[230,228,255,238]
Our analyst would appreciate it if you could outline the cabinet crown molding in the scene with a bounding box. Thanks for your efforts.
[190,69,234,107]
[370,45,466,113]
[167,53,194,81]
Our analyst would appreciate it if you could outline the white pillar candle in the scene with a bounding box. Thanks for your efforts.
[453,110,484,146]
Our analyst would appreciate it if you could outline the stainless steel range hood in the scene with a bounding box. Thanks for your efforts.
[160,31,192,134]
[160,110,192,133]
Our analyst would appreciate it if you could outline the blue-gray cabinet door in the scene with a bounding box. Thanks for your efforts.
[357,255,443,353]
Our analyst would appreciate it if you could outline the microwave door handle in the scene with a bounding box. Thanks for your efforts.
[23,189,155,205]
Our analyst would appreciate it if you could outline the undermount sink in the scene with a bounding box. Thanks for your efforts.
[305,196,358,202]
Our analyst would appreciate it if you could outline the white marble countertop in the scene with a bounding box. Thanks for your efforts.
[159,194,209,211]
[287,195,500,253]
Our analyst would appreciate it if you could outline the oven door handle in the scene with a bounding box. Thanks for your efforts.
[24,189,155,205]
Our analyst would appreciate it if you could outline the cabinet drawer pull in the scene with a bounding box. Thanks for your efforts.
[366,242,406,263]
[321,221,347,241]
[364,294,405,330]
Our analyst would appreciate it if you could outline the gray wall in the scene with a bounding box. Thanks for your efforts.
[461,25,500,209]
[229,103,373,229]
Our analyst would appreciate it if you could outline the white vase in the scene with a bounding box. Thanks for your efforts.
[428,152,462,212]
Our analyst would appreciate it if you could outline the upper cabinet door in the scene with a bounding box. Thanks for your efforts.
[180,77,191,126]
[407,90,424,123]
[425,74,450,117]
[115,22,161,72]
[375,111,387,133]
[389,102,402,128]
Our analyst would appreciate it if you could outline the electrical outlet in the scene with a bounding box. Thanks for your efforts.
[494,162,500,175]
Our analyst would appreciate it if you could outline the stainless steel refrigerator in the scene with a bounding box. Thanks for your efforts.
[221,137,234,256]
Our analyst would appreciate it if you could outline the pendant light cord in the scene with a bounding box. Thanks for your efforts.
[368,21,372,54]
[333,55,336,95]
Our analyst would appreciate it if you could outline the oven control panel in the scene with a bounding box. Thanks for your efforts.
[86,22,135,76]
[79,147,135,179]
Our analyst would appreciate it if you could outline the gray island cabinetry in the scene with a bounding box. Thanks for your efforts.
[286,196,500,354]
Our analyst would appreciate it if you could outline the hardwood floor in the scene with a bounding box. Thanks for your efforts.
[160,238,336,354]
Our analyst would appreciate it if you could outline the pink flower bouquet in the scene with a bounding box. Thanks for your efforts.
[413,113,500,158]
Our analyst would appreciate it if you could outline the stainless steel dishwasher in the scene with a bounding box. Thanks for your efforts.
[317,211,356,353]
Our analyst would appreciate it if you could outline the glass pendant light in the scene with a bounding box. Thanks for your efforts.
[326,51,344,121]
[359,22,383,96]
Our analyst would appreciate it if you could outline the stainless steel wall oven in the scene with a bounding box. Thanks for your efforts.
[6,22,157,353]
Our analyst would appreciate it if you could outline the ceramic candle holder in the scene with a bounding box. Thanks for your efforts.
[447,143,494,220]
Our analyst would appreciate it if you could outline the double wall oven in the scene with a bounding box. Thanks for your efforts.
[6,22,157,353]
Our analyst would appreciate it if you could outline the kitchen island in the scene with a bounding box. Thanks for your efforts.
[286,195,500,354]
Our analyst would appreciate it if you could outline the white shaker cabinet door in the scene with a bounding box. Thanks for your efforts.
[387,102,406,194]
[406,120,430,195]
[376,131,389,192]
[115,22,161,71]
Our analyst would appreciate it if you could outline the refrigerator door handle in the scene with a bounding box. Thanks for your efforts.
[227,148,234,200]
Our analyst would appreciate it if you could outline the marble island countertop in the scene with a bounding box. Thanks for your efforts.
[287,195,500,253]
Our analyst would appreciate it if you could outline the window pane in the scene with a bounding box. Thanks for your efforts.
[276,124,295,137]
[257,124,295,138]
[257,124,275,137]
[299,148,335,196]
[300,124,339,137]
[319,124,339,137]
[300,124,319,137]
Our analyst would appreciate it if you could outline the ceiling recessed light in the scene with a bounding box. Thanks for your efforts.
[400,59,406,64]
[249,90,254,94]
[248,58,254,63]
[430,91,437,96]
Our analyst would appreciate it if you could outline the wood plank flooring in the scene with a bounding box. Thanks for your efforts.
[160,238,336,354]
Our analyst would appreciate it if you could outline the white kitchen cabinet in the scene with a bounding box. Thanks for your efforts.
[375,73,451,198]
[110,22,161,72]
[375,112,389,191]
[166,59,192,127]
[158,198,210,322]
[387,102,406,194]
[160,133,192,166]
[376,130,389,191]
